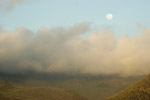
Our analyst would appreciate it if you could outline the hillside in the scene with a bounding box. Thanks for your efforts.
[0,73,141,100]
[106,75,150,100]
[0,81,87,100]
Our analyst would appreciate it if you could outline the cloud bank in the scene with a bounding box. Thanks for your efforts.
[0,22,150,77]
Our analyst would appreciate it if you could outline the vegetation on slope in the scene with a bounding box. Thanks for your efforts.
[22,76,140,100]
[0,81,87,100]
[0,73,142,100]
[106,75,150,100]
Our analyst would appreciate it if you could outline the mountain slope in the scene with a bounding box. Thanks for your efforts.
[0,81,87,100]
[0,74,142,100]
[106,75,150,100]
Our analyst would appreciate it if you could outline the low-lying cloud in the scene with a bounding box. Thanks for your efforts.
[0,22,150,77]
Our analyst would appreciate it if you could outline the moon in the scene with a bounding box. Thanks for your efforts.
[106,13,113,20]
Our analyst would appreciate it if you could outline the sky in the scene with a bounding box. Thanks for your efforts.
[0,0,150,36]
[0,0,150,77]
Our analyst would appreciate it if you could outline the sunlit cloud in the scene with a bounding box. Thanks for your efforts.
[0,22,150,77]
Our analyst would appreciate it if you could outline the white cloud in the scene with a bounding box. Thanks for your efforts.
[0,22,150,77]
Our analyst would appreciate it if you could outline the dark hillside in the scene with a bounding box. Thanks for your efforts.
[106,75,150,100]
[0,81,87,100]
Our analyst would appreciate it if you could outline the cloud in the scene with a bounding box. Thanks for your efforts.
[0,22,150,77]
[0,0,3,8]
[0,0,30,11]
[0,0,2,5]
[7,0,25,11]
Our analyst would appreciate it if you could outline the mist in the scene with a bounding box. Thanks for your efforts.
[0,22,150,77]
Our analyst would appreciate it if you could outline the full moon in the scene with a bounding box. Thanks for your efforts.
[106,13,113,20]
